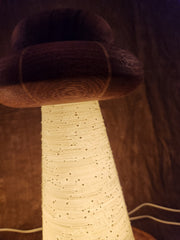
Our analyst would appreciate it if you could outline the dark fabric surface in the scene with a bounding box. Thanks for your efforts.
[0,1,180,240]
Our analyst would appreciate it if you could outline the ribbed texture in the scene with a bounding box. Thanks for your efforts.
[41,101,134,240]
[0,8,143,108]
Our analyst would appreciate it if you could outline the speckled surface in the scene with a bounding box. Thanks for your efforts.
[42,101,134,240]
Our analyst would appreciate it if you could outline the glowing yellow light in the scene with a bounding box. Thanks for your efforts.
[42,101,134,240]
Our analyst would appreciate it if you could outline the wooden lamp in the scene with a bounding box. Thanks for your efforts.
[0,8,155,240]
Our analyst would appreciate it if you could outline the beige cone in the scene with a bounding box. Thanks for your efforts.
[41,101,134,240]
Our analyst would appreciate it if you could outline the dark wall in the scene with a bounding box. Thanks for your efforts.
[0,1,180,239]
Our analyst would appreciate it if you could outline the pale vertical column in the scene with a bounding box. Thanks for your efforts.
[41,101,134,240]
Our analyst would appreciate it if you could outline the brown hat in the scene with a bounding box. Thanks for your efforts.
[0,8,143,108]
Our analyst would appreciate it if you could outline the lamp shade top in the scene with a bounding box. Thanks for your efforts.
[0,8,143,108]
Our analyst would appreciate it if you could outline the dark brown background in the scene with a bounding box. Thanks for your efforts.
[0,0,180,239]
